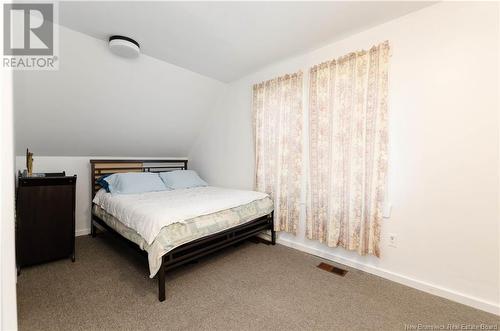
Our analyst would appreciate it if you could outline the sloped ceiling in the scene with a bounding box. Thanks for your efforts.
[14,24,225,156]
[14,1,435,157]
[59,1,435,82]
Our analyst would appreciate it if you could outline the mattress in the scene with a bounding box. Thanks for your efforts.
[92,189,273,277]
[93,186,269,244]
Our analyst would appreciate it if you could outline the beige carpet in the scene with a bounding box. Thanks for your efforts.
[17,235,499,330]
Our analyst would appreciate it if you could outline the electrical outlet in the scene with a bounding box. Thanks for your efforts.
[383,203,392,218]
[388,233,397,248]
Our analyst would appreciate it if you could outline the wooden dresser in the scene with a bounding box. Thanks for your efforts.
[16,173,77,270]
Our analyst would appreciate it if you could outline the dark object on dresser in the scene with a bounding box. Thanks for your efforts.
[16,173,77,271]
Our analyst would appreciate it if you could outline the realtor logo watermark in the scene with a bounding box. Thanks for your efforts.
[2,2,58,70]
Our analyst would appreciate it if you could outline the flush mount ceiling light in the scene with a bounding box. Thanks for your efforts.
[108,35,140,58]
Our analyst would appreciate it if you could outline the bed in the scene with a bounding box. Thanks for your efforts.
[90,159,275,301]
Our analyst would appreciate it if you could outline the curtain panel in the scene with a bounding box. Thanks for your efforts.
[306,41,390,256]
[253,72,303,234]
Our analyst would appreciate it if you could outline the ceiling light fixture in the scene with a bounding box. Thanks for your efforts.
[108,35,140,58]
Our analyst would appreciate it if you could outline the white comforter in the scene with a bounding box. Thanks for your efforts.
[93,186,268,244]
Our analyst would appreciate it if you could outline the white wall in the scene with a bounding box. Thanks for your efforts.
[189,2,500,314]
[14,156,187,236]
[1,44,18,331]
[13,24,225,157]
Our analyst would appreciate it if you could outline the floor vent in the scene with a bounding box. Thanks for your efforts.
[317,262,348,276]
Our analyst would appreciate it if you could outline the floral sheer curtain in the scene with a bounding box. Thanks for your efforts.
[253,72,303,234]
[306,41,390,256]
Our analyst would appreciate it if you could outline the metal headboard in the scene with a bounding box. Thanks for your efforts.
[90,159,188,199]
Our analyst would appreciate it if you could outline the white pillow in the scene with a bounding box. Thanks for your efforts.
[104,172,168,194]
[159,170,208,189]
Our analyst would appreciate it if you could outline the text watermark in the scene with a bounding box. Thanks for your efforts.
[2,2,58,70]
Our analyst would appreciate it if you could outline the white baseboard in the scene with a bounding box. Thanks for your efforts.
[277,237,499,316]
[75,228,90,237]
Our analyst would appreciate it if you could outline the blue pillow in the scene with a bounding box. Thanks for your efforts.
[159,170,208,190]
[103,172,168,194]
[96,174,112,193]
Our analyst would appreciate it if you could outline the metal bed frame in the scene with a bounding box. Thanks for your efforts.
[90,159,275,301]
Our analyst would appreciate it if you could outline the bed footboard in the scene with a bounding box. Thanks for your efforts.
[156,211,274,301]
